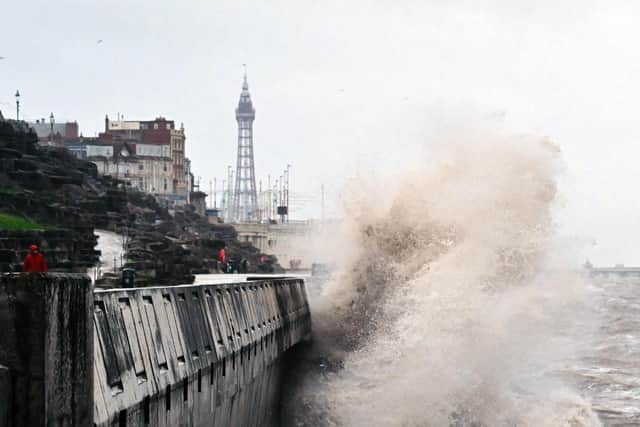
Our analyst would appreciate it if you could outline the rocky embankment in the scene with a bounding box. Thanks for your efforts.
[0,115,275,285]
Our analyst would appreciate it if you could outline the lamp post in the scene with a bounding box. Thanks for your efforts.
[226,165,233,221]
[49,112,55,146]
[286,164,291,223]
[15,90,20,120]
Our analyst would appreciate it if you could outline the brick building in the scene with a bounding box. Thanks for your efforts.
[28,119,79,147]
[98,116,188,203]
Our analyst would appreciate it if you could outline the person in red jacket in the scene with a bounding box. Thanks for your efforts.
[218,247,226,272]
[23,244,48,273]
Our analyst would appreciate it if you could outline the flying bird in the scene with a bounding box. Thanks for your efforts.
[0,57,5,60]
[97,40,103,44]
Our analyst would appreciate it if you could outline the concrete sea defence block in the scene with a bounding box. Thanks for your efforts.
[0,273,93,427]
[0,365,10,427]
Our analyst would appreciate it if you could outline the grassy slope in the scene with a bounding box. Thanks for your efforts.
[0,212,48,230]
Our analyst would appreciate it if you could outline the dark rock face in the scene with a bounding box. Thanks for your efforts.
[0,117,278,285]
[0,121,101,273]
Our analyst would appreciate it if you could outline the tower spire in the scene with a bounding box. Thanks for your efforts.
[242,64,248,90]
[232,68,258,222]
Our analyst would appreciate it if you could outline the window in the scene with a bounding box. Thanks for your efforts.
[164,178,168,190]
[138,177,144,189]
[163,164,167,172]
[138,164,144,170]
[166,123,171,130]
[154,123,158,130]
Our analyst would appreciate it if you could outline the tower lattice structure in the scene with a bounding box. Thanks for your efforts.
[231,72,258,222]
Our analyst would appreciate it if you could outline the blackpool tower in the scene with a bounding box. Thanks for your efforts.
[231,70,258,222]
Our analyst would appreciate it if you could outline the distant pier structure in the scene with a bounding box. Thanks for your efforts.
[231,69,258,222]
[587,263,640,278]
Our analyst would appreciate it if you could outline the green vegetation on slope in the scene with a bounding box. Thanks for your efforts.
[0,212,48,230]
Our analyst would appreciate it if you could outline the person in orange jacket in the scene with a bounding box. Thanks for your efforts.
[23,244,48,273]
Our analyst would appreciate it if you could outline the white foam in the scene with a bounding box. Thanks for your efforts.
[287,126,601,426]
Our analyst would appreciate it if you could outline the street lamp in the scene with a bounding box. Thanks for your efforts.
[49,112,55,145]
[286,164,291,223]
[14,90,20,120]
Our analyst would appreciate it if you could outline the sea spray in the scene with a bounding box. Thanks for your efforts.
[282,127,600,426]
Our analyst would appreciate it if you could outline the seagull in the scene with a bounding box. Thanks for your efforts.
[0,57,5,60]
[97,40,103,44]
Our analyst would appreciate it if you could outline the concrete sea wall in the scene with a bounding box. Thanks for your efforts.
[93,278,311,427]
[0,274,311,427]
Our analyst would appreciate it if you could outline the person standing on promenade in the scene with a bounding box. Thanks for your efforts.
[22,244,48,272]
[218,246,226,272]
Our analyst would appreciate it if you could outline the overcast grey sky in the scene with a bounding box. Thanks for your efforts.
[2,0,640,265]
